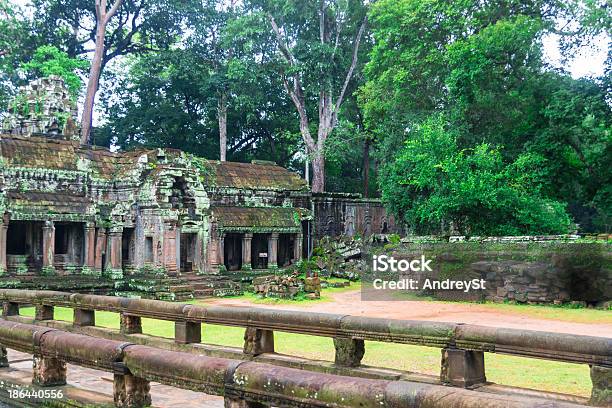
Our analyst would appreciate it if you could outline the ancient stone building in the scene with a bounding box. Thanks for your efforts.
[0,77,400,298]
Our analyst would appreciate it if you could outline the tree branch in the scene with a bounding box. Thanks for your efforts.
[105,0,123,24]
[332,15,367,126]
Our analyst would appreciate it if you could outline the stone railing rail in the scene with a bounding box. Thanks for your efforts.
[0,319,590,408]
[0,289,610,405]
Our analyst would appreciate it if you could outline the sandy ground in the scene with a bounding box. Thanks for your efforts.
[204,289,612,337]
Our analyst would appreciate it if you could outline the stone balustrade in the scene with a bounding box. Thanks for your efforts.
[0,319,593,408]
[0,289,609,406]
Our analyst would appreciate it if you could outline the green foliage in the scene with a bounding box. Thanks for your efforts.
[20,45,88,97]
[364,0,611,233]
[381,117,571,235]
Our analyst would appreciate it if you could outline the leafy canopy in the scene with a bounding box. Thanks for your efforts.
[20,45,89,97]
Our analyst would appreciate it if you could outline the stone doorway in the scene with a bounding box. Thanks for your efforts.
[223,233,242,271]
[278,233,294,267]
[180,233,197,273]
[6,221,43,274]
[54,222,84,267]
[251,234,269,270]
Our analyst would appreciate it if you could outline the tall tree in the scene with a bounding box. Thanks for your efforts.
[80,0,122,144]
[363,0,611,233]
[31,0,189,143]
[248,0,368,192]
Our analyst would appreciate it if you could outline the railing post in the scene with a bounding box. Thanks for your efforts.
[120,314,142,335]
[590,365,611,406]
[175,321,201,344]
[440,348,486,387]
[33,355,66,386]
[333,338,365,367]
[74,308,95,327]
[224,397,266,407]
[35,304,54,321]
[243,327,274,356]
[113,372,152,408]
[0,346,8,368]
[2,301,18,317]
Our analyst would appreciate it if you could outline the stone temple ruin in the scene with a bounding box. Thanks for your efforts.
[0,77,399,299]
[2,75,79,139]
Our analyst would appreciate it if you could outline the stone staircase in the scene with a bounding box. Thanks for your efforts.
[181,273,242,298]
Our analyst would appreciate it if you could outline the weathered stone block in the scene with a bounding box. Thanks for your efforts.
[114,373,152,408]
[175,321,201,344]
[120,314,142,335]
[590,365,611,406]
[440,348,486,387]
[35,304,54,321]
[333,338,365,367]
[2,302,19,317]
[33,355,66,386]
[243,327,274,356]
[74,308,95,327]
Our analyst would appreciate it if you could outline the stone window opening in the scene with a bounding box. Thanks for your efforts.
[144,237,154,264]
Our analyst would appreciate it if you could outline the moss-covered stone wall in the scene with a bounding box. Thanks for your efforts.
[388,240,611,305]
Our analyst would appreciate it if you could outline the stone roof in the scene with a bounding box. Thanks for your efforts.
[0,134,308,190]
[203,161,307,191]
[211,206,304,233]
[7,191,94,219]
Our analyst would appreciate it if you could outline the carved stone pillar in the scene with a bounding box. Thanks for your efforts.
[42,220,55,275]
[293,233,303,263]
[113,373,152,408]
[333,338,365,367]
[94,227,106,274]
[218,232,226,272]
[440,348,486,387]
[82,222,96,274]
[243,327,274,356]
[107,227,123,279]
[242,233,252,270]
[268,233,279,269]
[33,355,66,386]
[0,215,8,276]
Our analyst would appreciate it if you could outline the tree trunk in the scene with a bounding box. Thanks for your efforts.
[80,22,107,145]
[218,92,227,161]
[311,151,325,193]
[363,137,370,198]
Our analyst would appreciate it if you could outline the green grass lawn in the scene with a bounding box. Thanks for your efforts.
[19,306,591,397]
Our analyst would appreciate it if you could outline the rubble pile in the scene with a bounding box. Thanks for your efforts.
[313,236,366,281]
[252,273,321,299]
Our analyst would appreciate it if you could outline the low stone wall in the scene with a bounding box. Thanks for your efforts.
[388,237,611,305]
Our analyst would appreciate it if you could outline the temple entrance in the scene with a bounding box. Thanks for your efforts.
[223,233,242,271]
[122,227,135,270]
[6,221,43,274]
[54,222,84,266]
[278,233,294,267]
[180,233,197,273]
[251,234,269,269]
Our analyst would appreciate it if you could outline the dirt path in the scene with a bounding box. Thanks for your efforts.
[204,289,612,337]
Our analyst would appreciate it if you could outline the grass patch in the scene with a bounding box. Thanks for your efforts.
[18,305,592,397]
